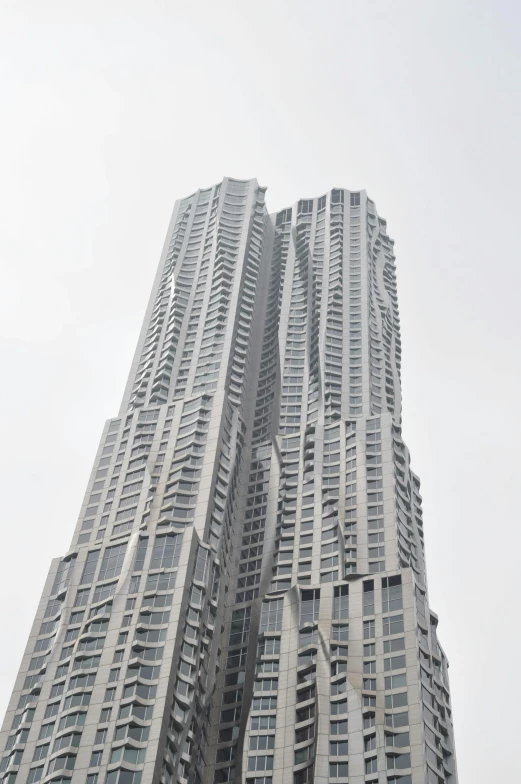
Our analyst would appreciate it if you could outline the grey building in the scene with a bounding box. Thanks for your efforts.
[0,179,457,784]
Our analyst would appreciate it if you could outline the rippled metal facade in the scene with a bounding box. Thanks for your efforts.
[0,179,457,784]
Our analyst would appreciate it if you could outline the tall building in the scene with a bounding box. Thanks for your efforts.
[0,179,457,784]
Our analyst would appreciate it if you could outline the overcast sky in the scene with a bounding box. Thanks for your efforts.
[1,0,520,779]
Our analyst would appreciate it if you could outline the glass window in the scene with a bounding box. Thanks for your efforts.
[383,615,404,636]
[333,585,349,619]
[300,590,320,625]
[150,534,181,570]
[363,581,375,615]
[80,551,100,585]
[363,620,375,639]
[98,544,127,581]
[382,576,403,612]
[259,600,283,633]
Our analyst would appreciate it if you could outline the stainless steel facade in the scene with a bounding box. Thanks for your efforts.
[0,179,457,784]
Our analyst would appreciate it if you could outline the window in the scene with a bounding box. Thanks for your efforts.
[294,723,315,744]
[300,590,320,625]
[98,544,127,581]
[53,732,81,752]
[45,598,63,617]
[252,675,278,692]
[92,582,116,603]
[78,637,104,653]
[28,767,44,783]
[129,575,142,593]
[383,615,404,636]
[364,734,376,751]
[363,758,378,777]
[386,753,411,770]
[331,700,347,715]
[330,741,348,755]
[51,556,75,594]
[150,534,181,570]
[75,588,90,607]
[381,574,403,614]
[249,735,275,750]
[44,702,60,719]
[47,752,76,773]
[134,539,148,572]
[33,743,49,761]
[385,711,409,729]
[58,713,86,731]
[63,692,91,710]
[94,729,107,745]
[114,725,150,742]
[80,551,100,585]
[252,696,277,711]
[194,546,210,583]
[329,762,349,778]
[221,706,241,724]
[258,637,281,657]
[295,704,315,725]
[298,627,317,647]
[363,619,375,639]
[327,625,347,646]
[260,600,283,633]
[106,771,143,784]
[257,661,279,675]
[385,692,408,709]
[39,722,55,739]
[385,673,407,690]
[363,581,375,615]
[384,637,405,654]
[247,755,273,771]
[333,585,349,619]
[215,768,235,783]
[90,750,103,767]
[109,747,146,765]
[385,732,410,748]
[385,655,406,671]
[331,661,347,678]
[227,647,247,669]
[229,607,251,646]
[118,702,152,721]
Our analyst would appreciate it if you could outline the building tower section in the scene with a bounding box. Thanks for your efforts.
[0,181,457,784]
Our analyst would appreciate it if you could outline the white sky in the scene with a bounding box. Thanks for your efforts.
[1,1,520,779]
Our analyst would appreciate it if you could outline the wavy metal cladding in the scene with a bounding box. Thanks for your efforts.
[0,180,457,784]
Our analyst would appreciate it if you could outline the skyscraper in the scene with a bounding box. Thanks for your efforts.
[0,178,457,784]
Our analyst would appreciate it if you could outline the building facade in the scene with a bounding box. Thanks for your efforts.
[0,179,458,784]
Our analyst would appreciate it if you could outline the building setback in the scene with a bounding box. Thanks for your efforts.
[0,178,457,784]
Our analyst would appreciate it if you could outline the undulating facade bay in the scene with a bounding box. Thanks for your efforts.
[0,178,458,784]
